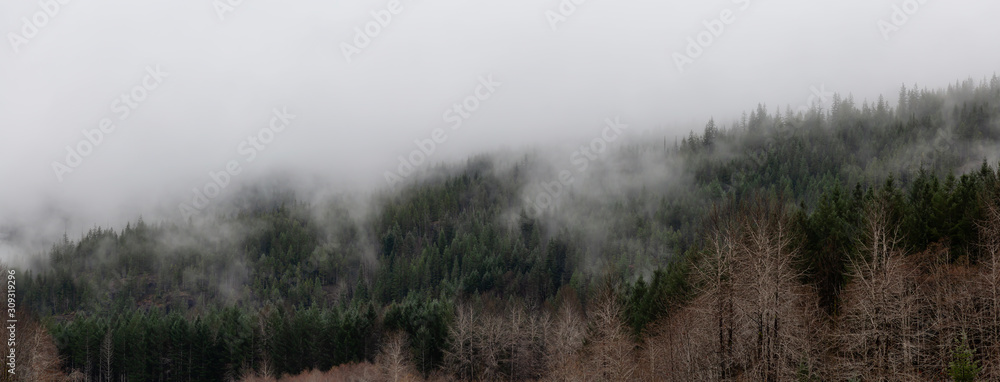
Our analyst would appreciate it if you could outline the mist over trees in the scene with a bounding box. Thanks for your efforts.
[6,75,1000,381]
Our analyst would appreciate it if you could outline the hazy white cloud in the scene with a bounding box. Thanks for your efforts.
[1,0,998,251]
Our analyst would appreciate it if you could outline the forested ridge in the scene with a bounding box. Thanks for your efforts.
[6,76,1000,381]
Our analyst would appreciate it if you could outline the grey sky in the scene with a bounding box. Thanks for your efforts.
[1,0,999,259]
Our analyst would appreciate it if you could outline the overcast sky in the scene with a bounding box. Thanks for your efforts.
[2,0,999,253]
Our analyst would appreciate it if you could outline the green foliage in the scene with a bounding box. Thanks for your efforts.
[622,260,691,335]
[794,183,862,315]
[949,332,981,382]
[383,296,453,377]
[48,303,380,381]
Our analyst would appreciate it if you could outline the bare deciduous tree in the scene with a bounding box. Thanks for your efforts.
[731,197,817,381]
[644,303,717,381]
[976,189,1000,379]
[378,331,417,382]
[101,329,113,382]
[544,303,586,382]
[585,289,636,381]
[679,196,819,381]
[690,202,742,380]
[442,305,476,380]
[836,197,922,381]
[9,314,66,382]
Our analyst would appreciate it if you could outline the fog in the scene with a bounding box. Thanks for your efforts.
[2,0,999,260]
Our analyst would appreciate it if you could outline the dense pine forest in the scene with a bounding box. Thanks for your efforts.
[7,76,1000,381]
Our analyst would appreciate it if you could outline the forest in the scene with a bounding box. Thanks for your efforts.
[5,75,1000,381]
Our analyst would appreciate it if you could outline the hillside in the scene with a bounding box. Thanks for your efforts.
[7,76,1000,381]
